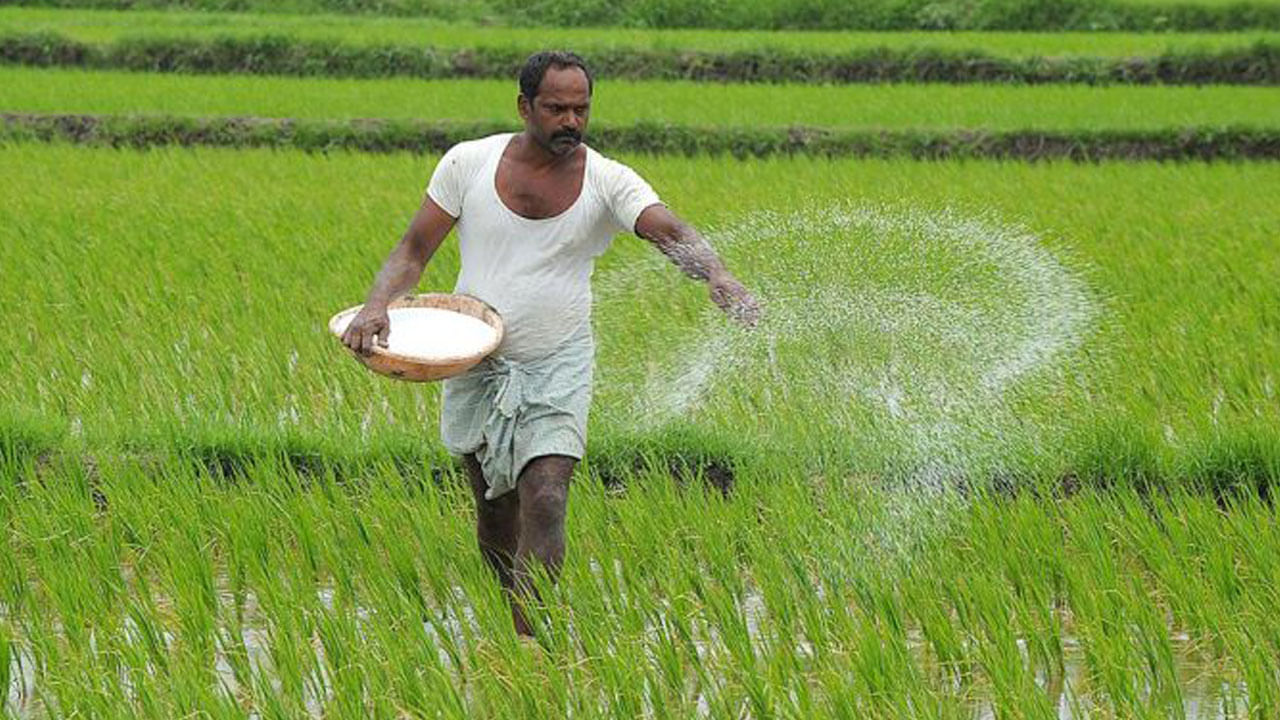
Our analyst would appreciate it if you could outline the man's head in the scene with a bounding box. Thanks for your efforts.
[517,51,593,157]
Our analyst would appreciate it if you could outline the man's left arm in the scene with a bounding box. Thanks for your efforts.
[634,204,761,328]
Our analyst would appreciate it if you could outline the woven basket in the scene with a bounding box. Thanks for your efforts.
[329,293,504,382]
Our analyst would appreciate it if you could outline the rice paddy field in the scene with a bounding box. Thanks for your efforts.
[3,2,1280,718]
[8,67,1280,129]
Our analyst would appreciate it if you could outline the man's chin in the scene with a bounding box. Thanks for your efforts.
[552,137,581,154]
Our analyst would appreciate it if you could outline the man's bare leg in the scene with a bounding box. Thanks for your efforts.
[463,454,522,618]
[512,454,576,637]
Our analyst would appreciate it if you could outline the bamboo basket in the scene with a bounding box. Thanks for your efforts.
[328,293,504,382]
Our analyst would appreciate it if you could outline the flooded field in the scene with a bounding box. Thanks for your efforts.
[2,458,1277,717]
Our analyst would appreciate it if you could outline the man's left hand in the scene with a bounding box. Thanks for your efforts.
[709,270,761,328]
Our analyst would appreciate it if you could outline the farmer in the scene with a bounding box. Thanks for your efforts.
[341,50,759,637]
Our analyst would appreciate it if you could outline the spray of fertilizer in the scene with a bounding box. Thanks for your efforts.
[597,203,1100,558]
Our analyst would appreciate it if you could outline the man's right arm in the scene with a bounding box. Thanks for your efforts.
[341,198,457,355]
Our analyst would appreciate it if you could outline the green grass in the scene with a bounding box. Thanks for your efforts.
[5,67,1280,131]
[5,0,1280,30]
[1,144,1277,485]
[4,6,1277,56]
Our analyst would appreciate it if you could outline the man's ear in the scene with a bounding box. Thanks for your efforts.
[517,94,531,122]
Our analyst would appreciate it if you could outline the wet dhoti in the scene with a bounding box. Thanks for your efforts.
[440,323,594,500]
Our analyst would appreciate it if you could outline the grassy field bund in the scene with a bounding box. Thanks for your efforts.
[11,33,1277,86]
[5,7,1278,55]
[7,0,1280,30]
[5,67,1279,130]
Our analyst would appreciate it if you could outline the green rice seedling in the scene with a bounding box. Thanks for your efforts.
[0,452,1275,716]
[0,142,1277,717]
[1062,492,1204,716]
[3,145,1280,484]
[905,577,973,691]
[1060,497,1142,710]
[1224,624,1277,716]
[0,622,9,714]
[972,578,1056,717]
[955,494,1063,627]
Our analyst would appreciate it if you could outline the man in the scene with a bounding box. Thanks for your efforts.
[342,51,759,637]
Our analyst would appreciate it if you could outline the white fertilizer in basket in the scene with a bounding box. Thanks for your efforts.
[337,307,497,359]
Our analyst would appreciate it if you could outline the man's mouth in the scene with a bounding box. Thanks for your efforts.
[553,131,581,144]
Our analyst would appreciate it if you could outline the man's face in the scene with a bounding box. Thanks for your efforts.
[519,65,591,157]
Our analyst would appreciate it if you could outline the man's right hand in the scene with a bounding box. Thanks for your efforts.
[342,304,391,356]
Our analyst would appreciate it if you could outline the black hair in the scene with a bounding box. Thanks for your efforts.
[518,50,593,102]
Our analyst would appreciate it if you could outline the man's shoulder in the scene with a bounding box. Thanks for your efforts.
[440,133,510,164]
[585,144,627,169]
[586,145,645,186]
[432,133,510,187]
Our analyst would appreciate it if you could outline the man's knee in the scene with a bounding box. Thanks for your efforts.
[526,485,567,526]
[519,455,575,523]
[520,454,576,482]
